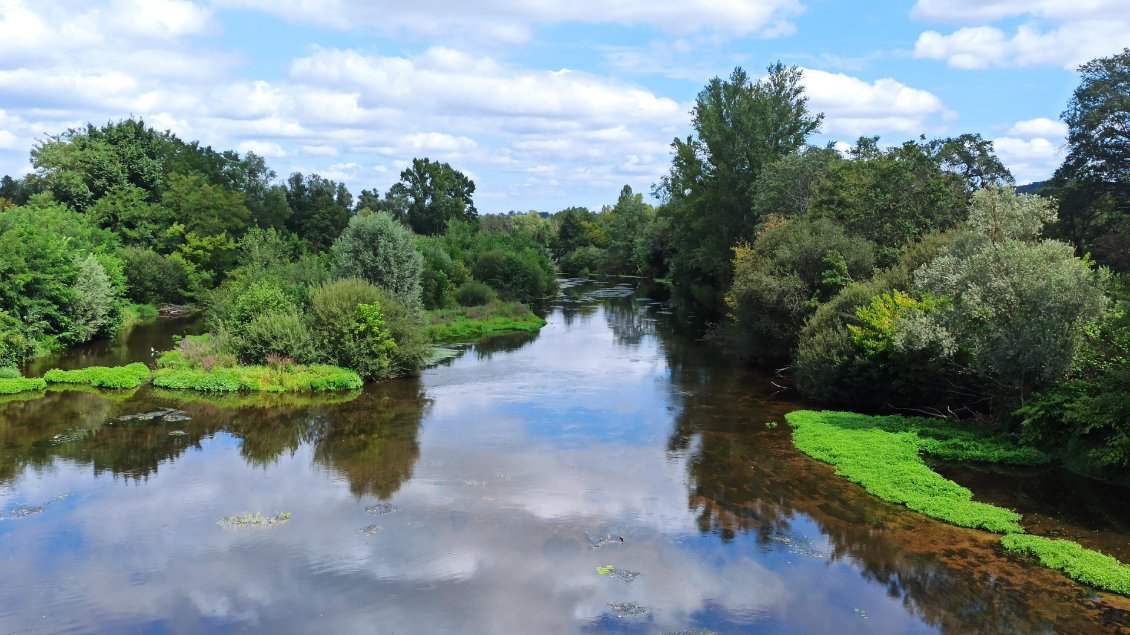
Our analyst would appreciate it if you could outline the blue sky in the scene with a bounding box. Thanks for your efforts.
[0,0,1126,212]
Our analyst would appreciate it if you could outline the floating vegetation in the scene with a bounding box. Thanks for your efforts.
[596,565,640,582]
[585,529,627,549]
[769,530,825,559]
[365,502,398,515]
[216,511,292,529]
[114,408,192,424]
[0,494,70,521]
[764,421,778,429]
[606,601,648,618]
[359,523,382,536]
[424,345,466,367]
[49,428,92,445]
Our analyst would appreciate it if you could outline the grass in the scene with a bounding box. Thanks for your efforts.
[153,364,362,393]
[1001,534,1130,596]
[0,376,47,395]
[787,410,1130,596]
[216,511,293,529]
[425,301,546,341]
[43,362,151,389]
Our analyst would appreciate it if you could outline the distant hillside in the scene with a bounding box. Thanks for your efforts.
[1016,181,1048,195]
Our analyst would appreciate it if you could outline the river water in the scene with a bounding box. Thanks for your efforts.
[1,280,1128,634]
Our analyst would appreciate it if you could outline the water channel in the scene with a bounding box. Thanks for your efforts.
[1,280,1128,634]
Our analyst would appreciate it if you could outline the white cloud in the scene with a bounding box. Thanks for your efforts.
[212,0,804,41]
[235,139,287,158]
[802,69,952,138]
[910,1,1130,68]
[1007,117,1067,139]
[992,136,1063,183]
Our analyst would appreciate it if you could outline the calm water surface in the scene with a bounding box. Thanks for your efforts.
[2,280,1129,634]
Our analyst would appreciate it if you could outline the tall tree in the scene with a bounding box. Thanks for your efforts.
[284,173,353,252]
[657,64,823,313]
[388,158,477,236]
[1051,47,1130,271]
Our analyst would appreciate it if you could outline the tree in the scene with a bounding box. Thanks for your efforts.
[604,185,654,274]
[285,173,353,252]
[1051,48,1130,270]
[162,172,252,238]
[387,158,477,236]
[657,64,823,313]
[331,211,423,305]
[924,133,1013,193]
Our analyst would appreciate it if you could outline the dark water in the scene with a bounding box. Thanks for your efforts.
[1,281,1128,634]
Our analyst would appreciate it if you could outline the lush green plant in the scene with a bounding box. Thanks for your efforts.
[153,363,361,393]
[0,376,46,394]
[43,362,151,389]
[0,367,21,379]
[1001,534,1130,596]
[236,311,318,365]
[426,301,546,341]
[67,253,125,344]
[157,333,238,371]
[454,281,496,307]
[558,245,606,277]
[473,249,554,303]
[121,246,188,304]
[786,410,1046,533]
[331,211,423,305]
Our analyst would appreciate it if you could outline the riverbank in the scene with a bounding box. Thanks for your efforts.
[786,410,1130,596]
[425,301,546,341]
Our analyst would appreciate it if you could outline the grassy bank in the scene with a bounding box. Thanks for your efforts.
[153,364,361,393]
[425,301,546,341]
[44,362,151,389]
[786,410,1129,596]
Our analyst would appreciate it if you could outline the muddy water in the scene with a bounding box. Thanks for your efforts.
[1,280,1128,634]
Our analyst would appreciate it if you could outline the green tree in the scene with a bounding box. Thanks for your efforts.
[658,64,823,313]
[388,158,477,236]
[285,173,353,252]
[604,185,654,274]
[162,172,252,237]
[331,211,423,305]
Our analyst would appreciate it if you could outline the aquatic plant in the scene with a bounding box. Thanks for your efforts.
[1001,534,1130,596]
[216,511,293,529]
[43,362,151,389]
[425,301,546,341]
[787,410,1130,596]
[0,376,46,395]
[153,363,362,393]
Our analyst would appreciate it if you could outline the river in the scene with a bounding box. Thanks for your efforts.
[1,279,1128,634]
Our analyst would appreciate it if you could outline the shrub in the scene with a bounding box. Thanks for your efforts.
[157,333,238,371]
[0,312,37,367]
[558,245,606,277]
[473,249,554,303]
[66,253,124,344]
[121,246,188,304]
[455,281,496,307]
[236,311,318,365]
[331,211,423,305]
[0,367,20,379]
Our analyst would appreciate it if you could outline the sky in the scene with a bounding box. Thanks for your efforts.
[0,0,1127,213]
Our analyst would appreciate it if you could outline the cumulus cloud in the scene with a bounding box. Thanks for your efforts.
[801,69,952,138]
[212,0,804,42]
[1007,117,1067,139]
[910,1,1130,68]
[992,136,1064,184]
[235,140,287,158]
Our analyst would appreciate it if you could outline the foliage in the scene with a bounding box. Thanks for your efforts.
[0,376,47,395]
[558,245,606,277]
[658,64,823,313]
[121,246,188,304]
[387,158,477,235]
[786,410,1045,533]
[0,367,20,379]
[425,301,546,341]
[722,217,875,362]
[331,211,423,305]
[454,281,496,307]
[848,290,946,356]
[473,249,555,303]
[153,364,361,393]
[284,172,353,252]
[158,333,238,371]
[43,362,151,389]
[68,254,125,344]
[602,185,654,274]
[237,311,318,365]
[1001,534,1130,596]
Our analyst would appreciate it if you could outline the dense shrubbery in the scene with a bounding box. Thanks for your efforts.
[331,211,423,305]
[454,281,495,307]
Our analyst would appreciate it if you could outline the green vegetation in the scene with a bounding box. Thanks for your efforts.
[785,410,1040,533]
[788,410,1130,596]
[0,376,47,395]
[216,511,293,529]
[425,302,546,341]
[43,362,151,389]
[1001,534,1130,596]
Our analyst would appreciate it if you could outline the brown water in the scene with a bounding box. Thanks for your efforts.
[1,280,1128,634]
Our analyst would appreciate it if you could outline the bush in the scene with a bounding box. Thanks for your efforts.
[121,246,189,304]
[43,362,151,389]
[473,249,554,303]
[0,376,46,394]
[455,281,496,307]
[236,311,317,365]
[66,253,125,345]
[0,311,37,367]
[558,245,606,277]
[0,367,20,379]
[157,333,238,371]
[331,211,423,305]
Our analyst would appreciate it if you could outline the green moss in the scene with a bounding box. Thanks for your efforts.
[785,410,1038,533]
[0,376,47,394]
[425,301,546,341]
[1002,534,1130,596]
[43,363,151,389]
[152,363,362,393]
